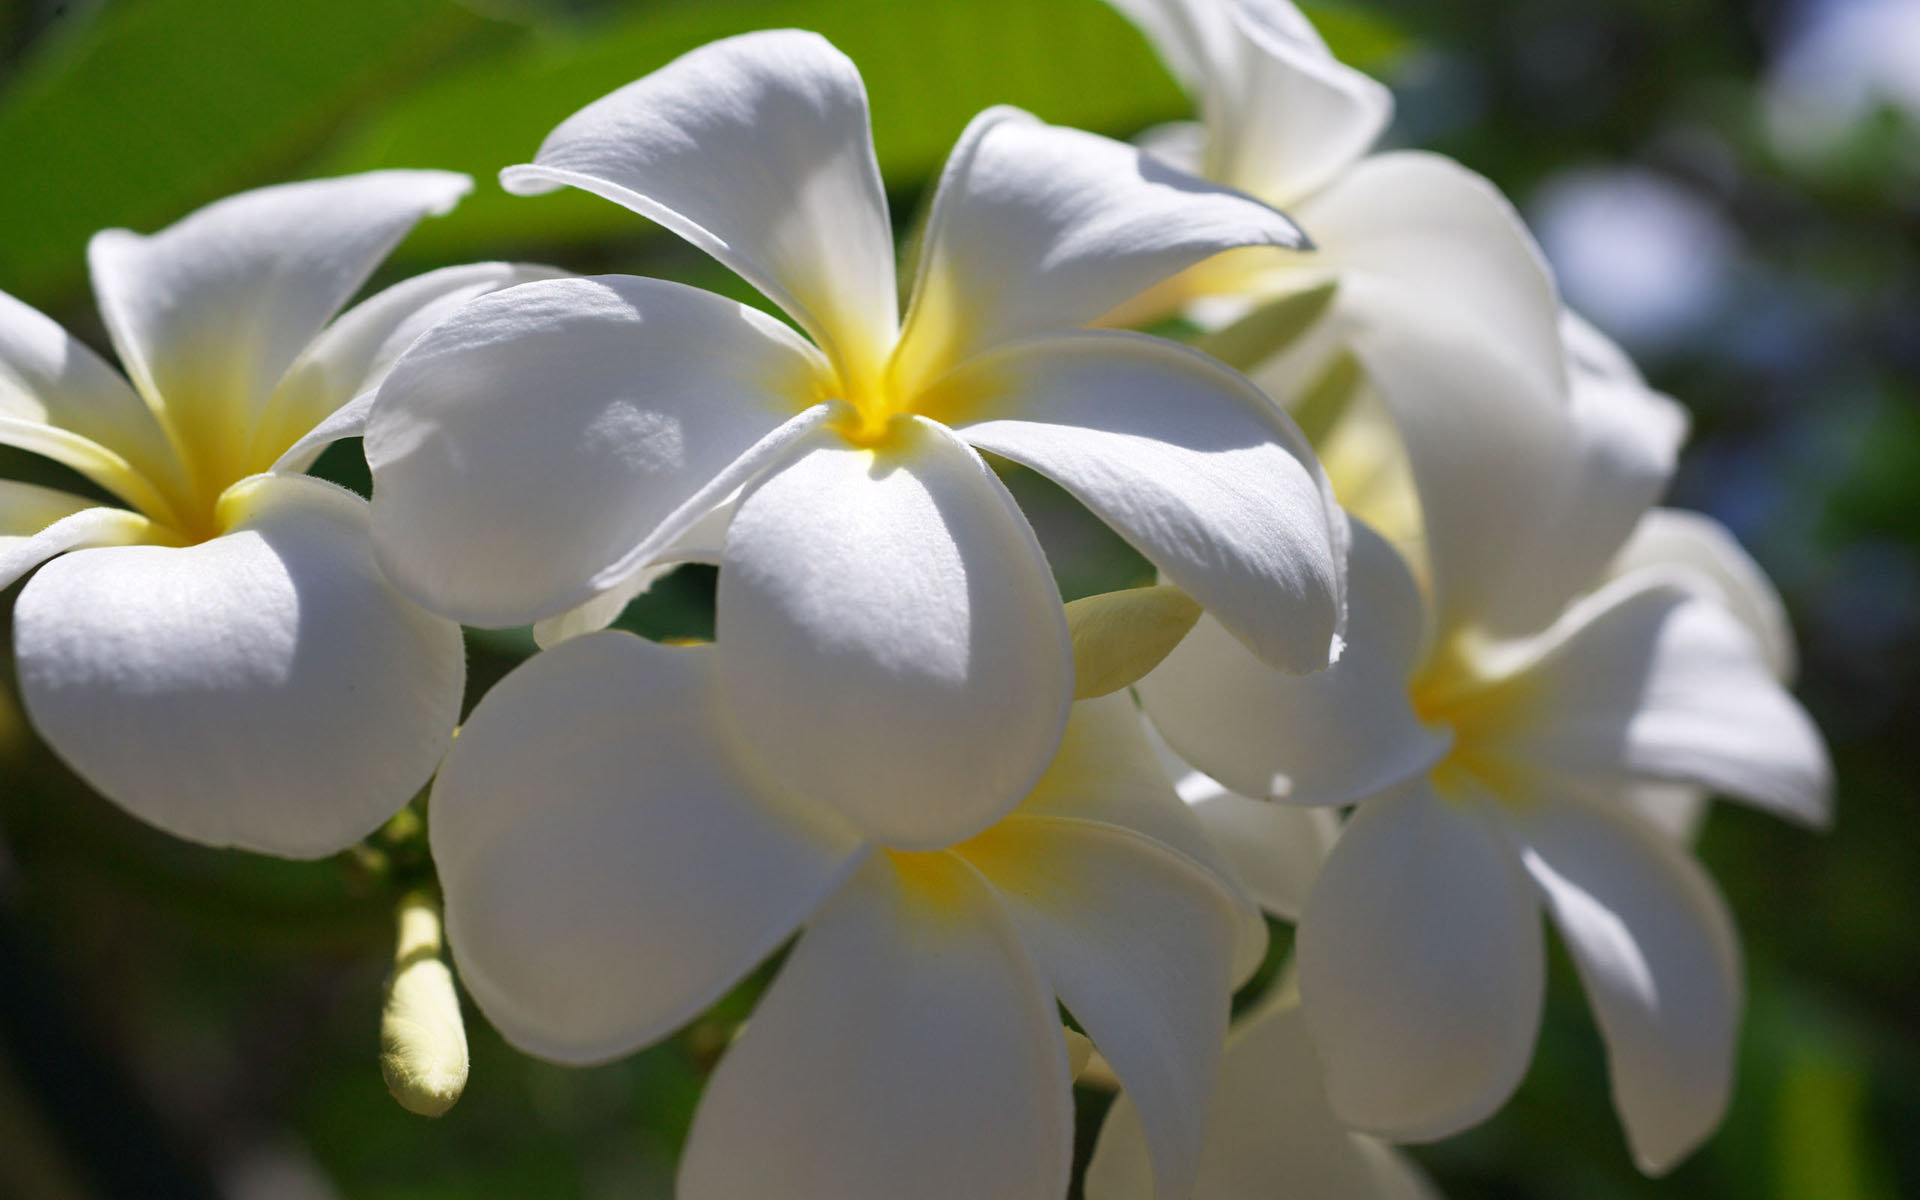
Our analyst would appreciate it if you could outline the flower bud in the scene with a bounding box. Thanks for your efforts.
[380,891,468,1117]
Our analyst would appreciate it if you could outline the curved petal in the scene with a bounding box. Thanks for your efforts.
[365,274,827,626]
[678,853,1074,1200]
[529,499,732,649]
[955,330,1344,673]
[1210,0,1395,203]
[263,261,565,473]
[893,109,1306,392]
[13,474,463,858]
[0,500,162,591]
[1475,313,1689,638]
[1138,519,1444,804]
[715,417,1072,848]
[1297,779,1544,1141]
[1020,693,1269,982]
[1190,790,1343,921]
[1608,507,1796,682]
[1473,574,1832,828]
[430,633,863,1064]
[500,30,896,383]
[88,171,470,486]
[1511,795,1741,1174]
[1304,151,1565,406]
[969,815,1239,1200]
[0,289,188,523]
[1086,1000,1437,1200]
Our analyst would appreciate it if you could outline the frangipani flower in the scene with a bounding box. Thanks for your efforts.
[0,172,548,857]
[1087,995,1436,1200]
[366,29,1348,852]
[1102,0,1581,624]
[1136,316,1833,1172]
[429,618,1257,1200]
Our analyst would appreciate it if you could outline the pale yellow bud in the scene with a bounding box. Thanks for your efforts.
[380,891,469,1118]
[1064,585,1204,700]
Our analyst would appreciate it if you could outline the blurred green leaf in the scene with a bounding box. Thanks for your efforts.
[315,0,1188,263]
[0,0,516,306]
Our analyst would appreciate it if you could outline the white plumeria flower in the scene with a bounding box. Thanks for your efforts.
[1136,315,1833,1173]
[1102,0,1583,628]
[365,29,1349,851]
[429,624,1257,1200]
[0,171,550,858]
[1087,994,1437,1200]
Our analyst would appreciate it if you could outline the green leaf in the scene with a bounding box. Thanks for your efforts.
[0,0,514,306]
[314,0,1189,263]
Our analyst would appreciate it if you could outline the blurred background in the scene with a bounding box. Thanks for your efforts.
[1,0,1915,1196]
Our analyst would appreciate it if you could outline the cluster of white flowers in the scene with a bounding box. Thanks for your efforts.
[0,1,1830,1196]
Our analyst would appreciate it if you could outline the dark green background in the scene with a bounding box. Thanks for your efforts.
[0,0,1914,1196]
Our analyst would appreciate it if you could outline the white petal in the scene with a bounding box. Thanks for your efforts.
[1473,313,1689,638]
[956,330,1344,673]
[1297,779,1544,1140]
[1608,507,1796,682]
[265,261,564,473]
[1305,151,1565,405]
[1086,999,1436,1200]
[715,417,1072,848]
[500,31,896,383]
[429,632,862,1064]
[893,109,1306,390]
[365,274,827,626]
[1190,790,1343,921]
[88,171,469,480]
[972,814,1238,1200]
[13,474,463,858]
[529,497,732,649]
[1138,519,1444,803]
[0,288,189,524]
[0,498,160,590]
[1511,796,1741,1174]
[1022,693,1269,981]
[1209,0,1395,202]
[1478,574,1832,827]
[678,853,1073,1200]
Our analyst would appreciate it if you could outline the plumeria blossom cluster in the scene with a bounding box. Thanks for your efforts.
[0,0,1830,1196]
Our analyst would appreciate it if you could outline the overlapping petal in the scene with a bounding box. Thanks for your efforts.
[0,498,162,591]
[13,474,462,858]
[500,30,897,382]
[972,815,1237,1200]
[0,289,188,524]
[1510,796,1741,1175]
[893,108,1307,391]
[1473,313,1689,639]
[1298,779,1544,1140]
[430,633,863,1064]
[88,171,470,489]
[1139,520,1443,804]
[715,418,1072,848]
[265,261,564,473]
[365,274,829,626]
[678,853,1074,1200]
[1608,507,1796,681]
[1086,999,1437,1200]
[1472,575,1832,827]
[1024,692,1268,980]
[953,331,1344,672]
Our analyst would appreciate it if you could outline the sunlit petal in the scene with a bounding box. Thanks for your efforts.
[365,274,827,626]
[955,331,1344,673]
[13,474,462,858]
[1608,507,1796,682]
[431,633,863,1064]
[716,418,1072,848]
[679,853,1073,1200]
[501,30,897,382]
